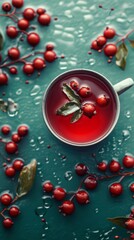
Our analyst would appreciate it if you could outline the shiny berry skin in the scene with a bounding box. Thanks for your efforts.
[23,8,35,21]
[43,181,54,193]
[96,94,110,107]
[18,19,29,30]
[9,67,18,74]
[130,183,134,192]
[27,33,40,47]
[104,44,117,57]
[82,103,96,118]
[1,125,11,135]
[3,218,14,228]
[13,159,24,171]
[37,8,46,15]
[38,14,51,26]
[23,63,34,75]
[5,167,16,177]
[109,160,121,173]
[8,48,20,60]
[103,27,116,39]
[44,50,57,62]
[33,58,46,70]
[9,206,20,217]
[6,26,18,38]
[75,163,88,176]
[109,183,123,196]
[91,40,100,50]
[96,36,107,47]
[5,142,18,154]
[17,125,29,137]
[125,219,134,230]
[122,155,134,168]
[60,200,75,215]
[12,0,24,8]
[12,133,21,143]
[70,80,79,91]
[84,176,98,190]
[0,73,8,85]
[78,87,91,98]
[46,43,54,51]
[2,2,12,12]
[53,187,66,201]
[1,193,12,206]
[97,161,107,171]
[75,190,89,204]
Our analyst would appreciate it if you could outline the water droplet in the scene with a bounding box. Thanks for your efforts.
[42,196,53,209]
[7,99,19,117]
[30,85,40,96]
[64,171,73,181]
[122,129,130,140]
[35,206,46,218]
[125,110,131,118]
[16,89,22,95]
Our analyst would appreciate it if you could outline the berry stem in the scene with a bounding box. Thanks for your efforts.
[99,171,134,181]
[0,8,18,22]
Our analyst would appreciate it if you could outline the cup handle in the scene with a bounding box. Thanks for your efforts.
[113,78,134,95]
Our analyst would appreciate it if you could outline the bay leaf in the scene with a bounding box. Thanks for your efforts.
[108,217,130,228]
[16,159,37,198]
[129,39,134,48]
[115,42,128,70]
[71,109,83,123]
[57,101,80,116]
[62,83,81,105]
[0,32,4,51]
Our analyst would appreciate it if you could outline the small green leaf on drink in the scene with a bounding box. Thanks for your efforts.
[57,101,80,116]
[115,42,128,70]
[129,40,134,48]
[108,217,129,228]
[16,159,37,198]
[71,109,83,123]
[0,32,4,51]
[62,83,81,105]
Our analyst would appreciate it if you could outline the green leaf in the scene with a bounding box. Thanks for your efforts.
[71,109,83,123]
[129,40,134,48]
[16,159,37,198]
[0,32,4,51]
[108,217,130,228]
[57,101,80,116]
[115,42,128,70]
[62,83,81,105]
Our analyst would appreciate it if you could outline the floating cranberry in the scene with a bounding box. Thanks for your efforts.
[9,67,18,74]
[96,94,110,107]
[125,219,134,230]
[3,218,14,228]
[122,155,134,168]
[53,187,66,201]
[1,193,12,206]
[60,200,75,215]
[46,43,54,51]
[12,0,24,8]
[5,142,18,154]
[17,125,28,137]
[18,19,29,30]
[91,40,100,50]
[23,8,35,21]
[13,159,24,171]
[70,80,79,91]
[2,2,12,12]
[109,160,121,173]
[109,183,123,196]
[27,32,40,46]
[38,14,51,26]
[1,125,11,135]
[37,8,46,15]
[6,26,18,38]
[44,50,57,62]
[23,63,34,75]
[43,181,54,193]
[104,44,117,57]
[5,167,16,177]
[33,58,46,70]
[75,190,90,204]
[12,133,21,143]
[9,206,20,217]
[97,161,107,171]
[0,73,8,85]
[84,176,98,190]
[103,27,116,39]
[96,36,107,47]
[78,87,91,98]
[82,103,96,118]
[75,163,88,176]
[130,183,134,193]
[8,47,20,60]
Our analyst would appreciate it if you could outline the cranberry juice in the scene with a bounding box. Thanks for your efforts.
[44,71,117,145]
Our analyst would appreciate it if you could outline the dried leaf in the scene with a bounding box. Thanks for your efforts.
[0,32,4,51]
[57,101,80,116]
[0,98,18,113]
[115,42,128,70]
[0,99,8,112]
[108,217,130,228]
[129,40,134,48]
[16,159,37,198]
[62,83,81,105]
[71,109,83,123]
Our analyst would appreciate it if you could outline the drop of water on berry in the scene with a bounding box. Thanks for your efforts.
[64,171,73,181]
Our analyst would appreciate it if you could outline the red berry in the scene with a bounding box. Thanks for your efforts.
[17,125,29,137]
[33,58,46,70]
[12,133,21,143]
[75,163,88,176]
[37,8,46,15]
[103,27,116,39]
[60,200,75,215]
[104,44,117,57]
[2,2,12,12]
[44,50,57,62]
[1,125,11,135]
[75,190,90,204]
[23,63,34,75]
[23,8,35,21]
[96,36,107,47]
[125,219,134,230]
[5,167,16,177]
[27,32,40,46]
[5,142,18,154]
[6,26,18,38]
[53,187,66,201]
[1,193,12,206]
[13,159,24,171]
[18,19,29,30]
[82,103,96,118]
[9,67,18,74]
[3,218,13,228]
[9,206,20,217]
[130,183,134,193]
[12,0,24,8]
[38,14,51,26]
[91,40,101,50]
[70,80,79,91]
[109,160,121,173]
[8,48,20,60]
[122,155,134,168]
[46,43,54,51]
[109,183,123,196]
[96,94,110,107]
[78,87,91,98]
[43,181,54,193]
[97,161,107,171]
[84,176,98,190]
[0,73,8,85]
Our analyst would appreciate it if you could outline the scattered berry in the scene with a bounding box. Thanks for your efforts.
[38,13,51,26]
[13,159,24,171]
[33,58,46,70]
[60,200,75,215]
[91,40,100,50]
[37,8,46,15]
[75,190,90,204]
[130,183,134,193]
[125,219,134,230]
[23,63,34,75]
[0,73,8,85]
[5,167,16,177]
[84,176,98,190]
[53,187,66,201]
[1,125,11,135]
[122,155,134,168]
[82,103,96,118]
[23,8,35,21]
[8,48,20,60]
[5,142,18,154]
[27,32,40,46]
[9,67,18,74]
[70,80,79,91]
[109,183,123,196]
[96,94,110,107]
[46,43,54,51]
[18,19,29,30]
[12,0,24,8]
[96,36,107,47]
[97,161,107,171]
[109,160,121,173]
[43,181,54,193]
[0,193,12,206]
[17,125,29,137]
[78,87,91,98]
[75,163,88,176]
[103,27,116,39]
[104,44,117,57]
[6,26,18,39]
[12,133,21,143]
[3,218,13,228]
[44,50,57,62]
[2,2,12,12]
[9,206,20,217]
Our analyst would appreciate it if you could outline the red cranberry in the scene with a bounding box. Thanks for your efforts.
[5,142,18,154]
[1,193,12,205]
[8,47,20,60]
[96,94,110,107]
[13,159,24,171]
[122,155,134,168]
[53,187,66,201]
[12,133,21,143]
[75,163,88,176]
[9,206,20,217]
[91,40,101,50]
[27,32,40,46]
[33,58,46,70]
[17,125,29,137]
[109,183,123,196]
[9,67,18,74]
[18,19,29,30]
[0,73,8,85]
[23,8,35,21]
[5,167,16,177]
[60,200,75,215]
[70,80,79,91]
[104,44,117,57]
[130,183,134,193]
[82,103,96,118]
[12,0,24,8]
[96,36,107,47]
[43,181,54,193]
[46,43,54,51]
[23,63,34,75]
[2,2,12,12]
[38,14,51,26]
[109,160,121,173]
[37,8,46,15]
[103,27,116,39]
[125,219,134,230]
[78,87,91,98]
[44,50,57,62]
[97,161,107,171]
[75,190,90,204]
[84,176,98,190]
[1,125,11,135]
[6,26,18,38]
[3,218,14,228]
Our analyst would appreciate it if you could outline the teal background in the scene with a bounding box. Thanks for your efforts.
[0,0,134,239]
